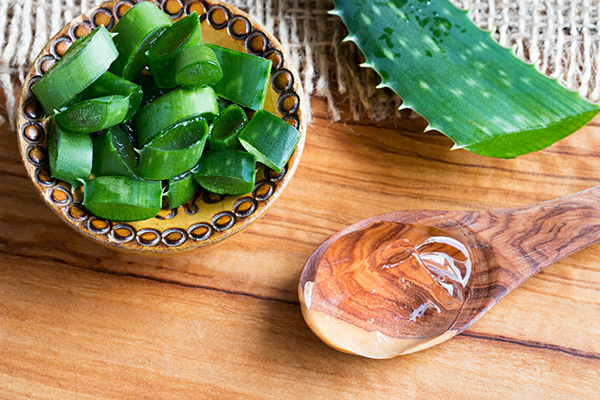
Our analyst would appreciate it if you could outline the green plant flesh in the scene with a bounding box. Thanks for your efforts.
[137,116,209,180]
[208,104,247,150]
[145,12,203,89]
[194,150,257,196]
[239,110,301,173]
[206,44,271,111]
[174,45,223,88]
[332,0,600,158]
[165,171,200,209]
[83,176,162,222]
[54,95,131,134]
[135,86,218,147]
[47,117,92,187]
[78,71,142,121]
[32,25,118,115]
[110,1,173,80]
[41,4,302,222]
[92,125,139,178]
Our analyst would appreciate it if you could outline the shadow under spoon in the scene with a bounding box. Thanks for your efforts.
[299,186,600,358]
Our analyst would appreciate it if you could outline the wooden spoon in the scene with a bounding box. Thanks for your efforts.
[299,186,600,359]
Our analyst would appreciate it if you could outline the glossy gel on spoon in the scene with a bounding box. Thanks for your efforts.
[300,186,600,358]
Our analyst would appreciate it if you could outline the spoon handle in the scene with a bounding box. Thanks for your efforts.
[474,185,600,290]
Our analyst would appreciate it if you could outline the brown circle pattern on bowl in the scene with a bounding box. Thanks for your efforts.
[17,0,305,253]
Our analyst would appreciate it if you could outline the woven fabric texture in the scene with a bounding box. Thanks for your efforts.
[1,0,599,128]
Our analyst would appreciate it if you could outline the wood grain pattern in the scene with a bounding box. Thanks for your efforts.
[2,86,600,398]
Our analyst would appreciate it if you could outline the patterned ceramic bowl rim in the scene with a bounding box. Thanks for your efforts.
[16,0,306,255]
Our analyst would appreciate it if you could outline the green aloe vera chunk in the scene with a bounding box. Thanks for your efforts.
[208,104,247,150]
[78,72,142,121]
[110,1,173,80]
[83,176,162,222]
[32,25,118,115]
[238,110,301,173]
[174,45,223,88]
[146,12,202,89]
[194,149,257,195]
[92,125,139,178]
[54,95,131,134]
[205,44,271,110]
[47,117,92,187]
[332,0,600,158]
[165,171,200,209]
[133,73,172,109]
[137,116,209,180]
[135,86,218,147]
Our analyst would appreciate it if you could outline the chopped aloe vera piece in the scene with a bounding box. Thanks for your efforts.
[110,1,173,80]
[332,0,600,158]
[138,116,209,180]
[92,125,139,178]
[83,176,162,222]
[205,44,271,110]
[135,86,218,147]
[47,117,92,187]
[238,110,300,173]
[194,149,256,195]
[208,104,247,150]
[146,12,202,89]
[133,72,172,109]
[32,25,118,115]
[165,171,200,209]
[78,72,142,121]
[217,96,232,113]
[174,45,222,88]
[54,95,131,134]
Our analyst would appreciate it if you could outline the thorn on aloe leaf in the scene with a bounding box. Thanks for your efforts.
[398,103,412,111]
[332,0,600,158]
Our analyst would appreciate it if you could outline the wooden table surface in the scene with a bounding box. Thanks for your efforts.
[1,86,600,398]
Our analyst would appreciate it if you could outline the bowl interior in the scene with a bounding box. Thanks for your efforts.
[16,0,306,255]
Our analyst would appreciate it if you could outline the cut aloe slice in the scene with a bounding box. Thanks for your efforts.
[133,72,172,109]
[238,110,300,173]
[205,44,271,110]
[137,116,209,180]
[92,125,139,178]
[194,149,257,195]
[135,86,218,147]
[165,171,200,209]
[54,95,131,134]
[47,117,92,187]
[83,176,162,222]
[146,11,202,89]
[174,45,223,88]
[32,25,118,115]
[332,0,600,158]
[110,1,173,80]
[78,72,142,121]
[208,104,247,150]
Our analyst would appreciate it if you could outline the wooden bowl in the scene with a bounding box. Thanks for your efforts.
[16,0,306,255]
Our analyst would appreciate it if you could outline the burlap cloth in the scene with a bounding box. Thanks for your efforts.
[1,0,599,128]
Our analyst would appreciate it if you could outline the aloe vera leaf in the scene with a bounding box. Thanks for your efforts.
[332,0,600,158]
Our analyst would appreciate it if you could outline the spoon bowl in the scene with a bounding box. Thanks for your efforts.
[299,186,600,358]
